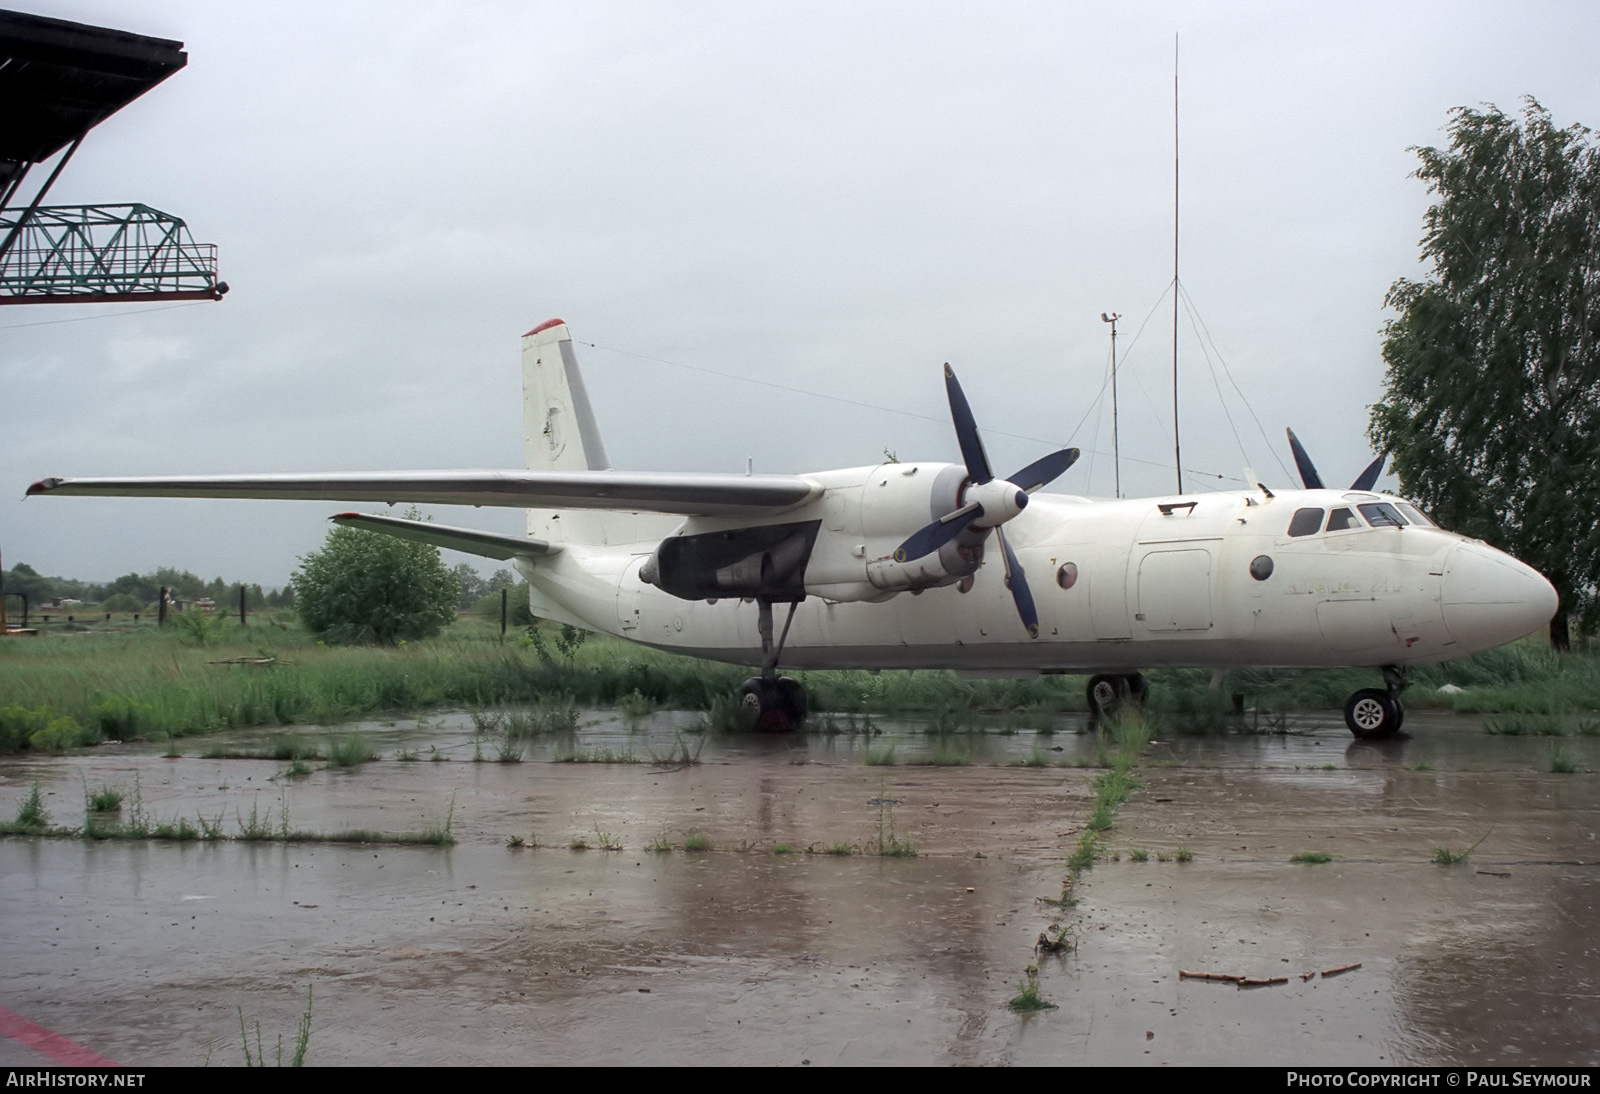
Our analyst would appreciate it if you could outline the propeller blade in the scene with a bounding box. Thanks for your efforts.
[1350,454,1386,492]
[944,364,994,484]
[1006,447,1080,494]
[996,527,1039,639]
[894,502,982,563]
[1285,428,1324,490]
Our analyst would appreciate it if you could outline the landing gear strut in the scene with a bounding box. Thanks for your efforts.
[1086,672,1148,723]
[1344,665,1406,739]
[737,597,807,729]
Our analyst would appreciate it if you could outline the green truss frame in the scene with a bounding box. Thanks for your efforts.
[0,203,225,304]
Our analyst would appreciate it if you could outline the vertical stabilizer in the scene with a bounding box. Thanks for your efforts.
[522,320,665,546]
[523,319,610,474]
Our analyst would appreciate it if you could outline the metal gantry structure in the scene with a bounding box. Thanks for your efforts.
[0,203,223,304]
[0,9,224,305]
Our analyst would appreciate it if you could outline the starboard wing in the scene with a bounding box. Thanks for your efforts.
[27,470,820,517]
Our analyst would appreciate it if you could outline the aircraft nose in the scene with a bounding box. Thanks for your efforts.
[1440,541,1559,648]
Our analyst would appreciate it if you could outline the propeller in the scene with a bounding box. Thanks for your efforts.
[1286,428,1386,492]
[894,364,1079,638]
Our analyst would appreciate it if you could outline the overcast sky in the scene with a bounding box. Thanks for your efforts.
[6,1,1600,588]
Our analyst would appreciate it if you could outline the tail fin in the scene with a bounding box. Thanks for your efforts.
[522,320,670,546]
[523,319,611,474]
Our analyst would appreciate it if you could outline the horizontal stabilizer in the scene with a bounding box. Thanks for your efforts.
[28,470,820,516]
[330,513,558,561]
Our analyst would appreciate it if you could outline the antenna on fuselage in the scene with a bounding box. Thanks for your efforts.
[1101,311,1121,498]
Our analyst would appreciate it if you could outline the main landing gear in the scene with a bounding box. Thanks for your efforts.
[736,597,808,730]
[1086,672,1148,723]
[1343,665,1406,740]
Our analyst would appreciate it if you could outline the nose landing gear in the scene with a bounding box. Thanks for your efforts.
[1086,672,1149,723]
[1344,665,1407,739]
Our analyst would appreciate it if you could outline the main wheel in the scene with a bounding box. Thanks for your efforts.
[1344,688,1402,739]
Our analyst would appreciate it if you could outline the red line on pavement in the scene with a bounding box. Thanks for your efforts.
[0,1005,118,1067]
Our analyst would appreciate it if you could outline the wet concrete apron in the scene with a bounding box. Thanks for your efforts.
[1,711,1595,1065]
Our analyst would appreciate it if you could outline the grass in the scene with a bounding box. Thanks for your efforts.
[643,830,673,853]
[1550,746,1579,773]
[771,843,796,855]
[3,619,1593,756]
[85,783,124,813]
[5,782,49,832]
[1128,847,1149,862]
[1433,827,1493,865]
[238,986,312,1067]
[683,831,712,852]
[1290,851,1333,864]
[1174,846,1194,863]
[326,733,377,767]
[821,841,854,856]
[1008,965,1056,1013]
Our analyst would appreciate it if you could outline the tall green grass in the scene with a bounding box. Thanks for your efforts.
[1,617,1591,754]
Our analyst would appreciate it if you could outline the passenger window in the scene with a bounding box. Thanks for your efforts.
[1287,508,1324,537]
[1325,508,1361,532]
[1358,503,1407,528]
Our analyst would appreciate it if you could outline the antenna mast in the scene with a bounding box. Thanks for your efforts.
[1102,312,1122,498]
[1172,33,1183,494]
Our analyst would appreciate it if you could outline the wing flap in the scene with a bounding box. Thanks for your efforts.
[329,513,557,561]
[27,470,819,516]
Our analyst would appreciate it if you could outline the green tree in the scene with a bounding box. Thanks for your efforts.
[291,516,459,644]
[1371,99,1600,648]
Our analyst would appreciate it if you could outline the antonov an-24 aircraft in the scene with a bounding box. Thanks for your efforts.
[30,319,1558,738]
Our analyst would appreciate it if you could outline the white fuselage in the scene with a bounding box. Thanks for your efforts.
[517,463,1558,674]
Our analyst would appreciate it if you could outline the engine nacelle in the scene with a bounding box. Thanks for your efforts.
[634,463,989,605]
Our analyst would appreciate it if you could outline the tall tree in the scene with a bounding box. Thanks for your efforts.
[1371,99,1600,648]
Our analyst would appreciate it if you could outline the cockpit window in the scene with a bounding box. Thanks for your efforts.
[1287,508,1324,537]
[1395,502,1435,528]
[1325,507,1362,532]
[1357,502,1408,528]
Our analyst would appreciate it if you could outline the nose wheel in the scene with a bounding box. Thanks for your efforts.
[1086,672,1148,722]
[1344,666,1406,739]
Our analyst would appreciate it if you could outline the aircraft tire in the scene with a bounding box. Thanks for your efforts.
[1344,689,1401,739]
[736,677,799,731]
[1127,672,1150,706]
[1086,674,1130,721]
[776,676,808,724]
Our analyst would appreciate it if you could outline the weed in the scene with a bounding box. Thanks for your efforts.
[494,734,525,763]
[873,790,916,857]
[1008,964,1056,1013]
[568,835,589,850]
[326,733,376,767]
[648,731,703,766]
[643,830,674,853]
[86,783,124,813]
[593,825,622,851]
[1174,846,1195,863]
[1406,762,1433,772]
[396,747,419,762]
[1085,800,1114,833]
[1290,851,1333,864]
[12,782,49,831]
[771,844,796,855]
[1434,826,1494,865]
[1550,746,1579,774]
[619,689,654,719]
[822,841,854,856]
[683,831,712,852]
[864,743,896,766]
[1068,830,1097,871]
[1128,847,1149,862]
[239,986,312,1067]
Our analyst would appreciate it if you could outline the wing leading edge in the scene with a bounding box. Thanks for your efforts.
[26,470,820,517]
